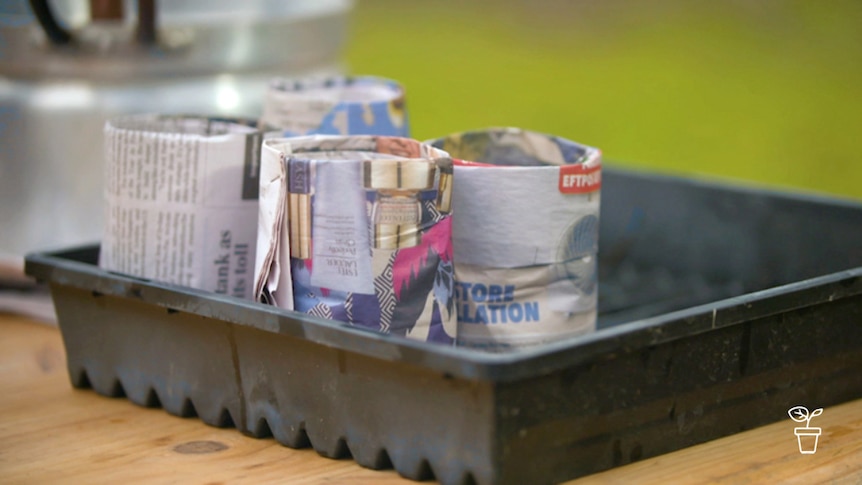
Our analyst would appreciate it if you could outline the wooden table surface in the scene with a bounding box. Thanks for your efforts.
[2,312,861,484]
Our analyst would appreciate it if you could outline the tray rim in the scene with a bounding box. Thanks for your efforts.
[25,245,862,383]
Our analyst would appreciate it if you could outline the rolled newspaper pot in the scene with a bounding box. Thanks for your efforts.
[260,76,408,137]
[428,128,602,351]
[101,115,262,299]
[254,135,456,344]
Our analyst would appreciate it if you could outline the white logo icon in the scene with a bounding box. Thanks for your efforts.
[788,405,823,454]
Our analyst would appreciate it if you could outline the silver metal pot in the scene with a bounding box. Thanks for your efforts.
[0,0,351,283]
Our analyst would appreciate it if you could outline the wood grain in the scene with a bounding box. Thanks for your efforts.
[1,313,860,484]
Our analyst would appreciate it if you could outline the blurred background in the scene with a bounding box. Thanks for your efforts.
[346,0,862,200]
[1,0,860,277]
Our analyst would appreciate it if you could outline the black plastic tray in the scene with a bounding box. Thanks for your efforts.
[25,167,862,485]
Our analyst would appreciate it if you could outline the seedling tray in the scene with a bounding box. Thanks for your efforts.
[25,168,862,485]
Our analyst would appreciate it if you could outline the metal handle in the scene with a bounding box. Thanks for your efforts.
[28,0,72,45]
[28,0,157,46]
[136,0,156,45]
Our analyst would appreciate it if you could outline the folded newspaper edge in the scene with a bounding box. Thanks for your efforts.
[254,135,457,344]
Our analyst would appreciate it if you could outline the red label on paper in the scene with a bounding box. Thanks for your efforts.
[453,158,496,167]
[559,163,601,194]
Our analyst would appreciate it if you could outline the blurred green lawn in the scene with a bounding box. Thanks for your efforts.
[346,0,862,199]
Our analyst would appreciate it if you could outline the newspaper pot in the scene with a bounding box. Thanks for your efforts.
[254,135,457,345]
[428,128,602,351]
[260,76,409,137]
[794,427,822,454]
[0,0,350,281]
[99,115,263,300]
